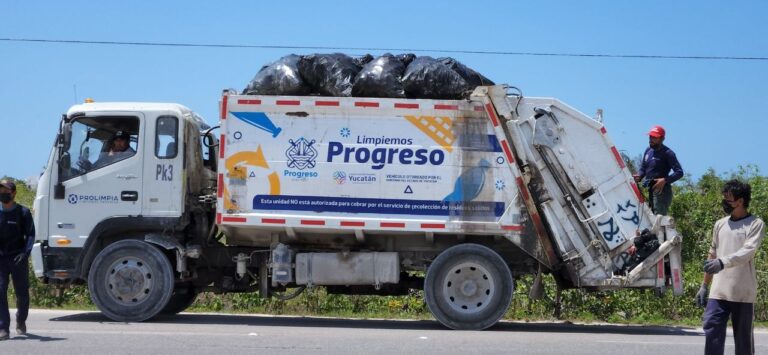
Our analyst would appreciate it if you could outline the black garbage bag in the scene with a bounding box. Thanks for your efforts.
[438,57,495,87]
[401,56,471,99]
[298,53,361,96]
[242,54,310,96]
[352,53,407,98]
[398,53,417,66]
[354,54,375,67]
[618,229,661,275]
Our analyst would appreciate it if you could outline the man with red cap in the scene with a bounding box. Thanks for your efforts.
[634,125,684,215]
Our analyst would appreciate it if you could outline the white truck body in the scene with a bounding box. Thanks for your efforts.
[33,85,683,330]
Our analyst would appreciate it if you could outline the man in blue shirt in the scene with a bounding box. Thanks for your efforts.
[634,125,684,215]
[0,179,35,340]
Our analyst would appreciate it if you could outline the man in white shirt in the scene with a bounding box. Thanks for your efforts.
[696,179,765,355]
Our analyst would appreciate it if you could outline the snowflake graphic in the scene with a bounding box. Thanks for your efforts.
[495,179,505,191]
[340,127,351,138]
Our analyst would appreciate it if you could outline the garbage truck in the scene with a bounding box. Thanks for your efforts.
[31,85,684,330]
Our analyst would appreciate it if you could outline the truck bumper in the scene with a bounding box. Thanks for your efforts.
[41,245,84,281]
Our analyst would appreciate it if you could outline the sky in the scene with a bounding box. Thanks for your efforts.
[2,1,766,183]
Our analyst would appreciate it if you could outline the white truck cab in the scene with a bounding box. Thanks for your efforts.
[33,102,216,281]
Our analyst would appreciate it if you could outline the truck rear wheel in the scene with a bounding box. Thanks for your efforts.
[88,240,175,322]
[425,243,513,330]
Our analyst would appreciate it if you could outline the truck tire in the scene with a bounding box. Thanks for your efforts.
[160,287,198,315]
[88,240,175,322]
[425,243,513,330]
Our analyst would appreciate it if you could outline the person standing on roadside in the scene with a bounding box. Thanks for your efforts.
[634,125,684,215]
[695,179,765,355]
[0,179,35,340]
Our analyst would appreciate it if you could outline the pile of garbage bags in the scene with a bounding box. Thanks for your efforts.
[243,53,494,100]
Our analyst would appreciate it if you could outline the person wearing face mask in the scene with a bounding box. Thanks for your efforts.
[695,179,765,355]
[0,179,35,340]
[633,125,684,215]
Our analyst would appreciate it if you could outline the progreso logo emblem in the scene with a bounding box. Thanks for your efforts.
[67,193,119,205]
[327,135,445,170]
[284,137,319,179]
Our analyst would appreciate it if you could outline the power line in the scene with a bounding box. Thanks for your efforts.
[2,37,767,61]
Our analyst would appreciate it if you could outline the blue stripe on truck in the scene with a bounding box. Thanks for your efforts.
[253,195,505,217]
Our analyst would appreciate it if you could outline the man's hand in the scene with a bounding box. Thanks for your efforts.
[652,178,666,193]
[703,259,724,274]
[633,174,641,183]
[77,159,92,171]
[695,284,709,307]
[627,245,637,255]
[13,253,26,265]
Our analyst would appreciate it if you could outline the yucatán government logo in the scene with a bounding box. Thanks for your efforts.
[67,193,119,204]
[333,171,347,184]
[286,137,317,170]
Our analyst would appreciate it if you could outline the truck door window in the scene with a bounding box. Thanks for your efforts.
[62,116,139,180]
[155,116,178,159]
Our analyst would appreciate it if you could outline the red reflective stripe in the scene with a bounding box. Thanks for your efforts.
[600,126,607,135]
[315,100,340,106]
[262,218,286,224]
[516,177,530,201]
[611,146,625,169]
[380,222,405,228]
[529,213,550,245]
[485,103,500,127]
[502,225,524,231]
[657,260,665,279]
[474,106,484,112]
[501,140,515,163]
[421,223,445,229]
[673,268,681,284]
[222,217,247,223]
[217,174,223,198]
[341,221,365,227]
[216,213,222,225]
[301,220,325,226]
[276,100,300,106]
[219,134,226,159]
[355,101,379,108]
[631,182,645,203]
[237,99,262,105]
[220,95,228,120]
[434,104,458,110]
[394,103,419,109]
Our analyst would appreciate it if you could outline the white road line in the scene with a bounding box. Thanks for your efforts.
[598,340,701,346]
[19,329,253,337]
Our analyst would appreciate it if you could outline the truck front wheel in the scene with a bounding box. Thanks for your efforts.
[88,240,175,322]
[160,286,198,315]
[425,243,513,330]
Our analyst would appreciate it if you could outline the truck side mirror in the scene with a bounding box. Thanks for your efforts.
[54,152,71,200]
[54,182,65,200]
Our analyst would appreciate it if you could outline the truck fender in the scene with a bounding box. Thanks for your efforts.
[145,233,190,274]
[77,216,183,280]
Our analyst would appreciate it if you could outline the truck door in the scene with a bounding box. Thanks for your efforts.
[141,114,183,217]
[49,114,144,249]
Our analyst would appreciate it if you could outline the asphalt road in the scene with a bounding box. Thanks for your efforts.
[2,309,766,354]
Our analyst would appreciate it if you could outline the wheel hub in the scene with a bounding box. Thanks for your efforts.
[442,262,495,314]
[106,257,154,305]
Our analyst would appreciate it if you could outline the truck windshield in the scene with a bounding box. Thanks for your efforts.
[61,116,139,180]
